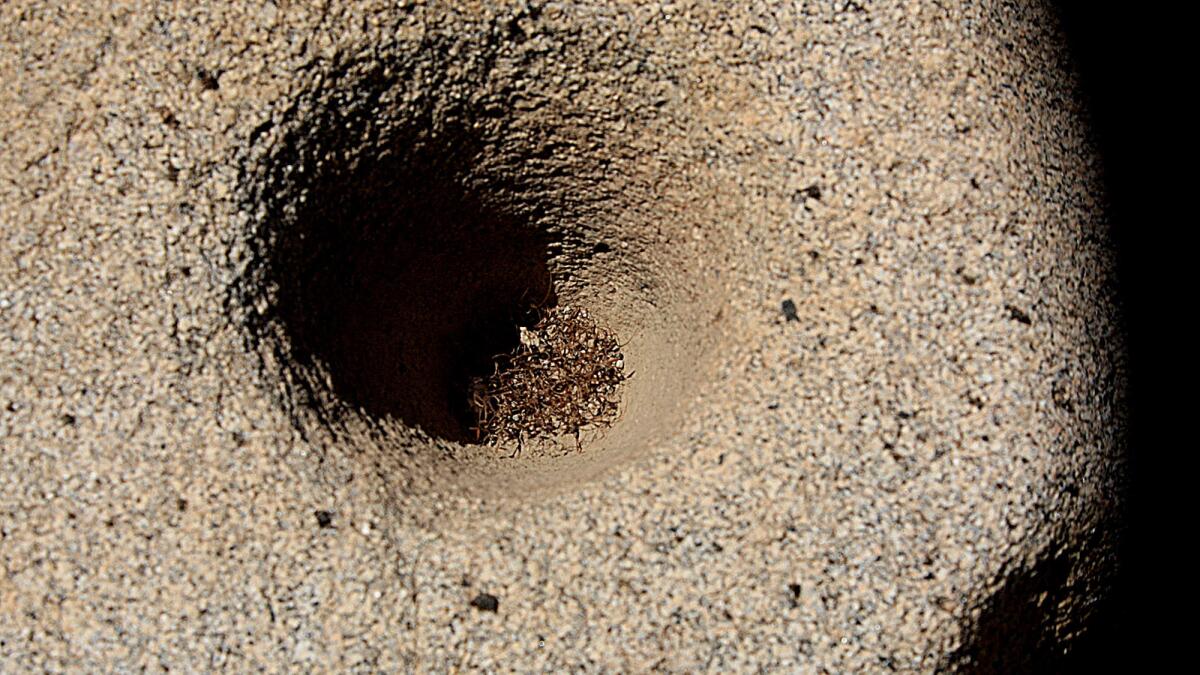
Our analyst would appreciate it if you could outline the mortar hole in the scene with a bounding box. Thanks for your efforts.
[274,149,556,443]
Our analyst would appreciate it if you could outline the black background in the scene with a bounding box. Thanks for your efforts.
[1054,1,1177,670]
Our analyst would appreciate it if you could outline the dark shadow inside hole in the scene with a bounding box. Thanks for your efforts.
[274,138,556,443]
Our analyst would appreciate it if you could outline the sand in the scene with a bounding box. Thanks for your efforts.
[2,1,1125,671]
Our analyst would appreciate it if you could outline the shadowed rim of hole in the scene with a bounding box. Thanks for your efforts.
[238,122,599,444]
[230,47,729,501]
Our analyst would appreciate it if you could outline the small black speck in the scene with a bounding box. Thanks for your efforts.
[61,414,76,426]
[157,106,179,128]
[1005,304,1032,325]
[470,593,499,613]
[797,184,822,201]
[176,498,188,512]
[781,299,799,322]
[767,402,779,410]
[315,510,334,529]
[592,242,611,255]
[197,67,220,90]
[970,177,981,189]
[232,431,248,447]
[788,583,802,607]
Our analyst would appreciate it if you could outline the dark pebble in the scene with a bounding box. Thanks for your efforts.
[782,299,799,322]
[788,583,802,607]
[470,593,500,613]
[1005,304,1032,325]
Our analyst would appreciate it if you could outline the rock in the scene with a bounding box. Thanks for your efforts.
[469,593,500,613]
[0,1,1125,671]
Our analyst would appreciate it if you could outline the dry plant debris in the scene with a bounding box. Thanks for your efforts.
[469,305,629,450]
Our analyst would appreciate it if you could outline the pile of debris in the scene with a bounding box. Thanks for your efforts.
[469,305,629,451]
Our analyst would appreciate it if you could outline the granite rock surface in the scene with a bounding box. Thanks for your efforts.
[1,1,1125,671]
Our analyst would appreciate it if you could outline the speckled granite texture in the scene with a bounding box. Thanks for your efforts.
[2,1,1125,671]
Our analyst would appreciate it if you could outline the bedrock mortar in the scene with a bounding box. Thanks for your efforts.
[231,30,732,500]
[1,1,1126,671]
